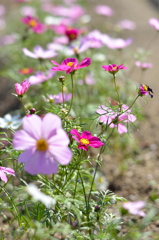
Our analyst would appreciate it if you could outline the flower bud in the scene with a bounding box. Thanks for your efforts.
[29,108,36,114]
[58,76,65,83]
[94,205,100,212]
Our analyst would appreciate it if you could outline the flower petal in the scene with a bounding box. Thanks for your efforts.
[22,115,42,140]
[48,128,70,146]
[49,146,72,165]
[13,130,36,150]
[23,48,37,58]
[70,129,81,140]
[0,171,7,183]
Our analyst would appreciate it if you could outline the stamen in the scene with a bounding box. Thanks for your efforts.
[80,138,89,145]
[29,20,38,27]
[36,139,48,151]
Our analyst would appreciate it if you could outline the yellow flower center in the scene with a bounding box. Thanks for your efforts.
[29,19,38,27]
[80,138,89,145]
[67,62,75,67]
[97,176,104,184]
[113,67,117,70]
[142,84,148,91]
[21,68,30,74]
[36,139,48,151]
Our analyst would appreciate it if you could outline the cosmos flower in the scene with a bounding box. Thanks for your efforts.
[0,4,6,16]
[43,92,72,103]
[135,61,153,70]
[0,167,15,183]
[65,27,81,42]
[13,113,72,175]
[78,73,96,85]
[116,19,136,30]
[123,201,146,217]
[104,37,132,49]
[102,64,127,75]
[20,6,36,17]
[70,129,104,151]
[21,16,45,34]
[51,5,84,20]
[51,57,91,74]
[23,46,58,59]
[0,114,22,130]
[28,70,56,85]
[138,84,153,98]
[95,5,114,17]
[15,80,30,97]
[149,18,159,31]
[19,68,34,75]
[96,104,136,134]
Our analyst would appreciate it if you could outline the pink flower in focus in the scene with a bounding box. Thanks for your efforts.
[138,84,153,98]
[15,80,30,97]
[28,70,56,85]
[95,5,114,17]
[51,57,91,74]
[149,18,159,31]
[0,167,15,183]
[123,201,146,217]
[44,92,72,103]
[19,68,34,75]
[135,61,153,70]
[102,64,127,75]
[116,20,136,30]
[13,113,72,175]
[70,129,104,151]
[104,37,132,49]
[21,16,45,34]
[23,46,58,59]
[96,105,136,134]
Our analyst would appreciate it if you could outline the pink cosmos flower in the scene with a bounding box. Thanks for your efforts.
[0,167,15,183]
[138,84,153,98]
[135,61,153,69]
[15,80,30,97]
[20,6,36,17]
[21,16,45,34]
[104,37,132,49]
[78,73,96,85]
[65,27,81,42]
[51,57,91,74]
[19,68,34,75]
[51,5,84,20]
[54,36,69,45]
[0,5,6,16]
[23,46,58,59]
[102,64,127,75]
[0,34,17,47]
[70,129,104,151]
[96,104,136,134]
[95,5,114,17]
[149,18,159,31]
[13,113,72,175]
[116,20,136,30]
[44,92,72,103]
[123,201,146,217]
[28,70,56,85]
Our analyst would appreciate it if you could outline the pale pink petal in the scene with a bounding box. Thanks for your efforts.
[0,171,7,183]
[117,123,127,134]
[48,128,70,146]
[49,146,72,165]
[0,167,15,176]
[13,130,36,150]
[22,48,37,58]
[22,115,42,140]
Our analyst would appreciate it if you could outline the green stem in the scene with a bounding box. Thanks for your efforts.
[65,73,74,117]
[113,74,121,109]
[21,98,27,116]
[62,83,65,108]
[73,171,79,199]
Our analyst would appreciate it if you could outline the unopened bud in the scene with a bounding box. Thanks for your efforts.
[29,108,36,114]
[58,76,65,83]
[94,205,100,212]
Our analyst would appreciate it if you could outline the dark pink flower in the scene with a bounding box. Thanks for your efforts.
[21,16,45,34]
[135,61,153,70]
[0,167,15,183]
[149,18,159,31]
[102,64,127,75]
[65,27,81,42]
[19,68,34,75]
[70,129,104,151]
[51,57,91,74]
[138,84,153,98]
[15,80,30,97]
[123,201,146,217]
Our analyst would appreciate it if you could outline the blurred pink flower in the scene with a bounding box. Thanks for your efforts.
[20,6,36,17]
[19,68,34,75]
[123,201,146,217]
[44,92,72,103]
[15,80,30,97]
[51,5,84,19]
[65,27,81,42]
[54,36,69,45]
[51,57,91,74]
[102,64,127,75]
[116,19,136,30]
[23,45,58,59]
[0,34,17,46]
[138,84,153,98]
[0,167,15,183]
[149,18,159,31]
[95,5,114,17]
[135,61,153,69]
[0,19,6,30]
[78,73,96,85]
[28,70,56,85]
[96,104,136,134]
[13,113,72,175]
[70,129,104,151]
[0,4,6,16]
[21,16,45,34]
[104,37,132,49]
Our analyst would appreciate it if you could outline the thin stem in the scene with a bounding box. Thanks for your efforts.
[113,74,121,108]
[73,171,79,199]
[21,98,27,116]
[62,83,65,108]
[126,95,139,111]
[65,73,74,117]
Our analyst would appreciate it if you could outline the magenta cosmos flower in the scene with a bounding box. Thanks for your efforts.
[13,113,72,175]
[135,61,153,70]
[65,27,81,42]
[70,129,104,151]
[138,84,153,98]
[96,104,136,134]
[0,167,15,183]
[15,80,30,97]
[51,57,91,74]
[149,18,159,31]
[23,46,58,59]
[102,64,127,75]
[123,201,146,217]
[21,16,45,34]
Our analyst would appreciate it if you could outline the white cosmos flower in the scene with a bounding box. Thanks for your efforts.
[0,114,22,129]
[27,184,56,208]
[94,172,109,191]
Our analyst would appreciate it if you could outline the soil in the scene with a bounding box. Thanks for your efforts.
[0,0,159,238]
